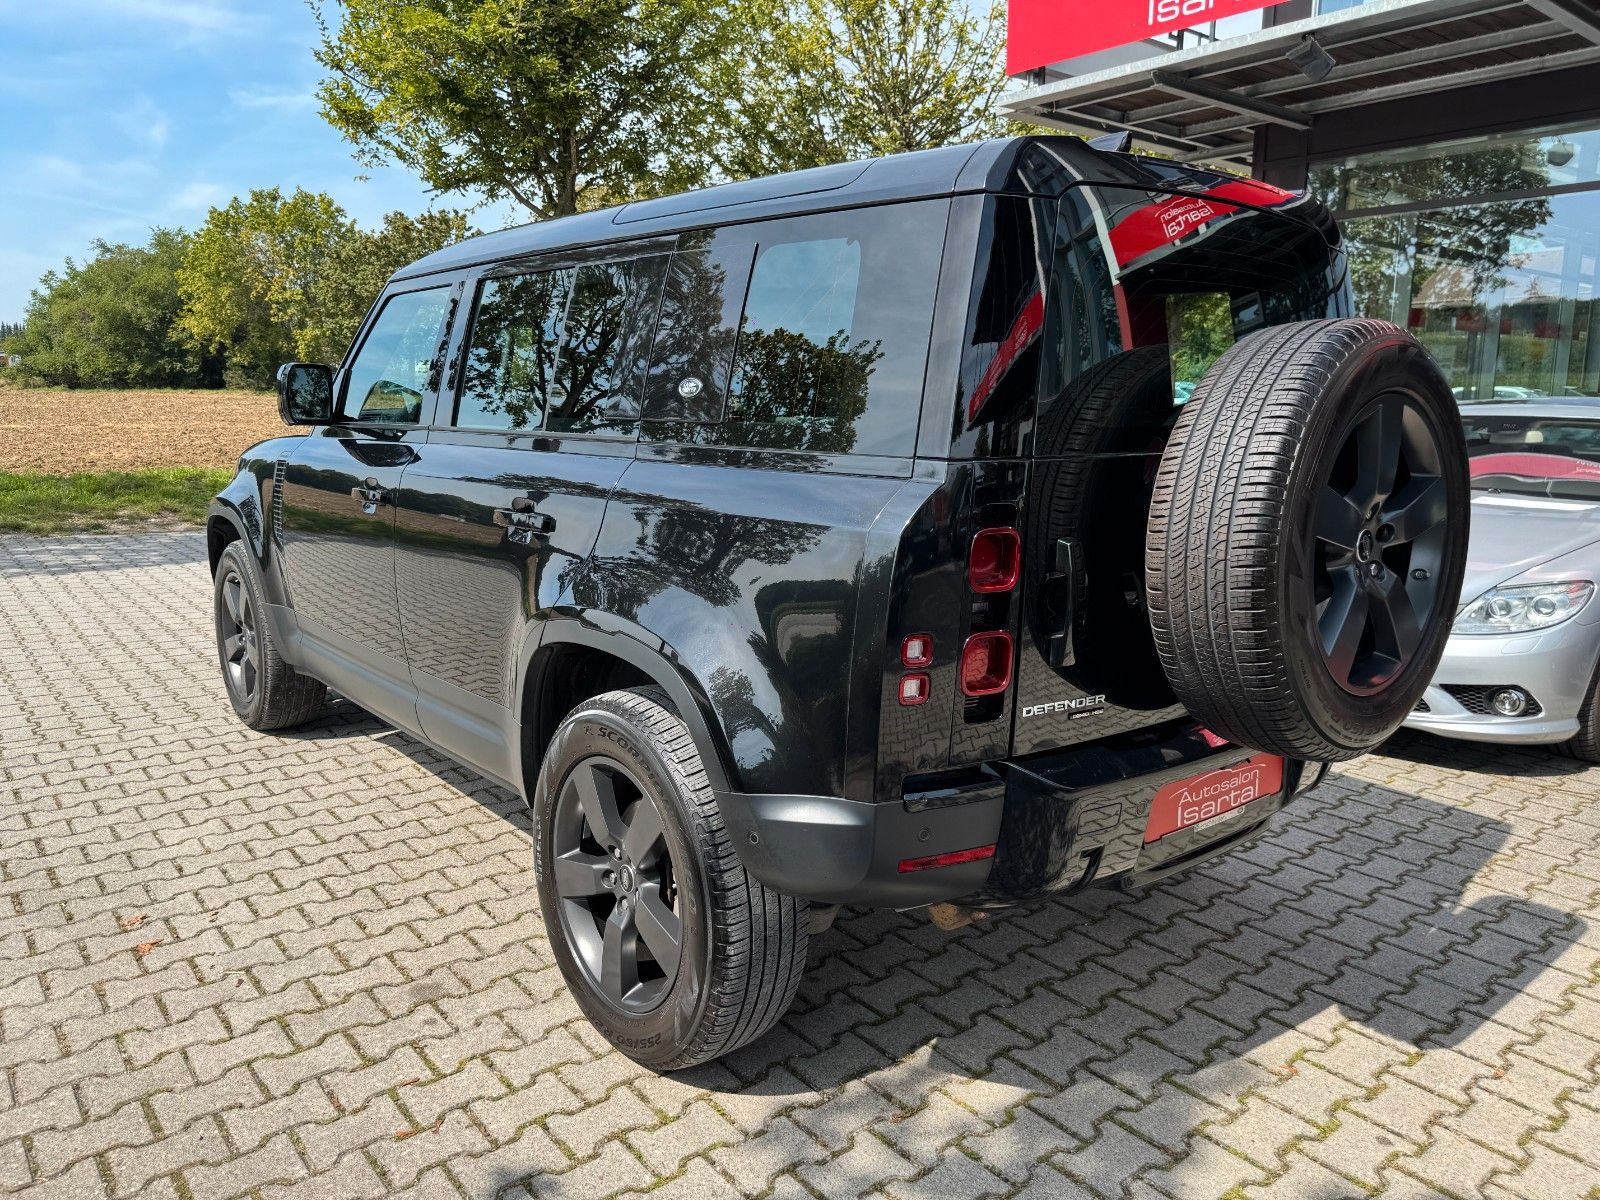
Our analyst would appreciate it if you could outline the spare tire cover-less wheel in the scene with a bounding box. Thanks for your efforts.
[1146,319,1469,762]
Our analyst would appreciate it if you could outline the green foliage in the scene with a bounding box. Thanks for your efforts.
[726,0,1010,178]
[0,468,231,533]
[176,190,471,387]
[10,198,468,390]
[313,0,740,218]
[1167,292,1236,387]
[176,187,358,386]
[313,209,473,357]
[4,231,211,389]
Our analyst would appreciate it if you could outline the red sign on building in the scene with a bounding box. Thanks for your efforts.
[1007,0,1288,75]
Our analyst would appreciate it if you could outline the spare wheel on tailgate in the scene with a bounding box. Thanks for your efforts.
[1146,318,1470,762]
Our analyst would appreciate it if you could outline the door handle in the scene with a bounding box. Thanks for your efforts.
[493,506,556,542]
[349,478,392,514]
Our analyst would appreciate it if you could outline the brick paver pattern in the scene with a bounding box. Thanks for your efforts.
[2,531,1598,1200]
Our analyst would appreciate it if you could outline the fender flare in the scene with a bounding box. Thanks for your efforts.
[206,470,268,569]
[517,615,738,799]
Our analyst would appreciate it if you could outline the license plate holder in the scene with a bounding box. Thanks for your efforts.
[1143,753,1284,844]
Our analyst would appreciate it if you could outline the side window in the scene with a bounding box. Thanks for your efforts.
[341,286,453,424]
[643,231,756,424]
[726,238,864,443]
[644,201,948,456]
[455,269,573,431]
[547,255,668,434]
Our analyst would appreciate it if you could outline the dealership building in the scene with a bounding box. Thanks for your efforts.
[1000,0,1600,401]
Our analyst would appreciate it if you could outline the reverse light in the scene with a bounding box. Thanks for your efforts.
[968,528,1021,593]
[901,634,933,668]
[897,843,996,873]
[898,673,930,706]
[1454,581,1593,635]
[960,630,1013,696]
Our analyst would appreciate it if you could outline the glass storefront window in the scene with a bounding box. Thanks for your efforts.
[1312,123,1600,403]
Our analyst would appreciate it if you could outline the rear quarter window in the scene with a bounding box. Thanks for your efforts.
[643,200,950,457]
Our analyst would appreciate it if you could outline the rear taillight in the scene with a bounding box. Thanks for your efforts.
[898,673,930,706]
[960,631,1013,696]
[968,528,1020,593]
[901,634,933,668]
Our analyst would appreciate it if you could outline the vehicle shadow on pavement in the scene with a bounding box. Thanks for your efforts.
[655,770,1587,1198]
[284,701,1588,1198]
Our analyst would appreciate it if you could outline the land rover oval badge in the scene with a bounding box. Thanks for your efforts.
[677,376,704,399]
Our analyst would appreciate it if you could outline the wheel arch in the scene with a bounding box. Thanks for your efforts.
[517,618,739,801]
[207,468,269,572]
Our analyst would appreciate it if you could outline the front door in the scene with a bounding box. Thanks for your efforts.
[394,249,669,782]
[278,282,456,731]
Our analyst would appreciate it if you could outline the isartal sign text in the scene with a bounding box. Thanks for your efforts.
[1007,0,1288,74]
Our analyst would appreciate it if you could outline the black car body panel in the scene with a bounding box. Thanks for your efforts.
[211,135,1351,909]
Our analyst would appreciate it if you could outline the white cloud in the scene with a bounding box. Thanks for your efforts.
[82,0,254,36]
[165,180,228,213]
[0,0,266,40]
[112,95,170,150]
[229,84,319,115]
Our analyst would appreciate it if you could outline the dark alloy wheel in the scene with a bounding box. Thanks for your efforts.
[218,567,261,707]
[532,687,808,1070]
[550,756,682,1014]
[1147,318,1470,762]
[1310,393,1451,696]
[211,539,327,730]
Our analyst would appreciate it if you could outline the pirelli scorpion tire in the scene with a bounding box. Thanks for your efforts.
[1146,319,1469,762]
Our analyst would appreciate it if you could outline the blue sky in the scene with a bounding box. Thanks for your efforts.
[0,0,511,321]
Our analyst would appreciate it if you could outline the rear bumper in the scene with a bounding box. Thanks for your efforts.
[715,723,1324,909]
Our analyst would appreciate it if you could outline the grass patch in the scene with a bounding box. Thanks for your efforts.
[0,468,231,534]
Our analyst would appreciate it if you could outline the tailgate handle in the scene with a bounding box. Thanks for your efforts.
[1042,537,1080,669]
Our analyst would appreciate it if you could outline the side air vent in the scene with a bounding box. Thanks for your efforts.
[271,459,287,539]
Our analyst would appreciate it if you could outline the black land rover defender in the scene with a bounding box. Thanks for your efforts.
[209,136,1469,1069]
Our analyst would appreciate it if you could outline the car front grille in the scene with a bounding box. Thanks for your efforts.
[1441,684,1543,718]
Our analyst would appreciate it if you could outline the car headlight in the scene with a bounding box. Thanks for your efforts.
[1454,581,1594,635]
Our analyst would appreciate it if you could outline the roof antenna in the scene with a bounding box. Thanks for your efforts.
[1088,131,1134,154]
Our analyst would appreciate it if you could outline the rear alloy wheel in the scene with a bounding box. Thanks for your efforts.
[550,757,683,1014]
[1147,319,1469,762]
[532,687,808,1069]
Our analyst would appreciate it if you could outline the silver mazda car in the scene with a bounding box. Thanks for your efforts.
[1406,403,1600,758]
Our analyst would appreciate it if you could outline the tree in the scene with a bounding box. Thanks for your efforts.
[312,0,740,219]
[177,188,357,385]
[312,209,474,360]
[725,0,1009,178]
[4,231,209,388]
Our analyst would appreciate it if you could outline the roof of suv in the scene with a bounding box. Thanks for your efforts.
[396,135,1195,282]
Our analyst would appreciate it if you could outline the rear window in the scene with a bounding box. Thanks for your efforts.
[643,200,949,456]
[1031,183,1351,453]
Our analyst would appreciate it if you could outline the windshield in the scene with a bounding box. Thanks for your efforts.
[1463,413,1600,499]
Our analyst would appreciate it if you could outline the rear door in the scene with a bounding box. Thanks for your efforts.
[393,246,668,783]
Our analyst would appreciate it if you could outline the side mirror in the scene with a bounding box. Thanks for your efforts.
[276,363,334,426]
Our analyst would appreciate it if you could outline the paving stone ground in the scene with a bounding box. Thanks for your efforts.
[2,530,1598,1200]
